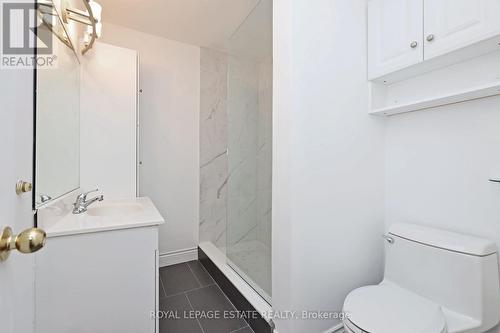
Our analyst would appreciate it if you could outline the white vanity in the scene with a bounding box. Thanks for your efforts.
[35,197,164,333]
[33,3,162,331]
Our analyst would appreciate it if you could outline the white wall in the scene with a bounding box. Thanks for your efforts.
[273,1,386,332]
[386,96,500,333]
[100,23,200,260]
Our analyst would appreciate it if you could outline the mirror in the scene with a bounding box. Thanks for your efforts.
[35,4,80,207]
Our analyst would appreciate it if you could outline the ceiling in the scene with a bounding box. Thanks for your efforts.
[97,0,265,51]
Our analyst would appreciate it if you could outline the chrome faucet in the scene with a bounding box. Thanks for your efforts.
[73,188,104,214]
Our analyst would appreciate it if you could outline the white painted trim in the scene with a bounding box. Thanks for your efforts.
[159,247,198,267]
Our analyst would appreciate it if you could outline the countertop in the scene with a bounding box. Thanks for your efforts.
[38,197,165,237]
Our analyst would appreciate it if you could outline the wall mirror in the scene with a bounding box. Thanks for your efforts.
[35,1,80,207]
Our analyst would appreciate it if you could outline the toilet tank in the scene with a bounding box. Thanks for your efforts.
[384,224,500,330]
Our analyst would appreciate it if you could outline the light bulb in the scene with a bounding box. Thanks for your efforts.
[88,0,102,22]
[83,32,91,45]
[95,22,102,38]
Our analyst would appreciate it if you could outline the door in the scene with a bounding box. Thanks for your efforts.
[226,0,273,304]
[424,0,500,59]
[0,55,37,333]
[367,0,424,80]
[0,0,38,331]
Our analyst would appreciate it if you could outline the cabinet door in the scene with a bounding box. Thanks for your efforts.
[36,227,158,333]
[368,0,424,80]
[424,0,500,59]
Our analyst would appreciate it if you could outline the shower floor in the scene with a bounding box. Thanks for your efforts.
[224,240,272,303]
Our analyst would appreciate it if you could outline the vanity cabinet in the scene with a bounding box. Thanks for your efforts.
[368,0,500,80]
[35,226,159,333]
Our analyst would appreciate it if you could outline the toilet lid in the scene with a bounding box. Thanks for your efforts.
[343,282,447,333]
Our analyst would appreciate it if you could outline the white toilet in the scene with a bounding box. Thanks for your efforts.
[343,223,500,333]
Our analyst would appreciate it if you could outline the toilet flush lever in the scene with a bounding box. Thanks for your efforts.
[382,234,395,244]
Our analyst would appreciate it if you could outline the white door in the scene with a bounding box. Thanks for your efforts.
[424,0,500,59]
[0,63,37,332]
[367,0,424,80]
[0,0,41,330]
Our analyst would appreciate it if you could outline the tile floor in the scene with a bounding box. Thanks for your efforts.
[159,261,255,333]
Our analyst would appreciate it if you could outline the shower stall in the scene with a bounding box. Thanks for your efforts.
[199,0,273,304]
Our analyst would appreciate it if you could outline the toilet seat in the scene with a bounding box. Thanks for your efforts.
[343,282,448,333]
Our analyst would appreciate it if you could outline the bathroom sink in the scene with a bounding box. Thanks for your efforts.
[37,197,165,237]
[86,202,144,217]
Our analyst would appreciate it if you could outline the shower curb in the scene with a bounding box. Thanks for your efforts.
[198,247,273,333]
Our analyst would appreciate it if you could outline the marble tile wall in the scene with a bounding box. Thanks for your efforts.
[199,48,272,253]
[226,54,262,248]
[199,48,228,252]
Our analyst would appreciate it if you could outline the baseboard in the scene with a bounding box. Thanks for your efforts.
[159,247,198,267]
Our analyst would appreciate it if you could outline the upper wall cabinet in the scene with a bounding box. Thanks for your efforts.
[424,0,500,60]
[368,0,500,81]
[368,0,423,80]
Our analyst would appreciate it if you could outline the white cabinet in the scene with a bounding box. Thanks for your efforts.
[35,226,159,333]
[368,0,500,80]
[368,0,423,80]
[81,42,138,199]
[424,0,500,59]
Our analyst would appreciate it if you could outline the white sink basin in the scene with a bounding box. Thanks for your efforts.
[86,202,144,217]
[37,197,165,237]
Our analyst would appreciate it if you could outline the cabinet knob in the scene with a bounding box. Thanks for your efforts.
[426,34,435,42]
[410,41,418,48]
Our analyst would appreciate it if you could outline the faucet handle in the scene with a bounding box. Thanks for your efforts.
[77,188,99,201]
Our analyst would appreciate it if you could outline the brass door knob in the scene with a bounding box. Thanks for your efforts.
[0,227,46,262]
[16,180,32,195]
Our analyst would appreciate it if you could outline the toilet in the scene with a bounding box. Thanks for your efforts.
[343,223,500,333]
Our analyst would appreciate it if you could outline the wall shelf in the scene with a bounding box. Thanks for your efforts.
[370,81,500,117]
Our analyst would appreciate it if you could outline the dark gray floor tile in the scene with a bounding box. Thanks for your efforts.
[159,294,203,333]
[160,263,200,297]
[187,285,247,333]
[231,326,254,333]
[187,260,215,287]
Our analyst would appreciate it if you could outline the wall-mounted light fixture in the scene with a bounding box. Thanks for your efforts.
[61,0,103,54]
[37,0,75,51]
[37,0,102,55]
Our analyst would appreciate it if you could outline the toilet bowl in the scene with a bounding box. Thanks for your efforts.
[342,223,500,333]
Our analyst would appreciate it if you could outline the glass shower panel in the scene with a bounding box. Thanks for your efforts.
[226,0,273,303]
